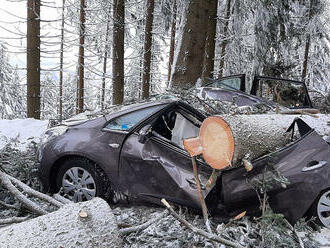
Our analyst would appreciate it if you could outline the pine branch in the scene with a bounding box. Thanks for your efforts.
[119,210,168,235]
[8,174,63,208]
[0,170,47,215]
[161,198,246,248]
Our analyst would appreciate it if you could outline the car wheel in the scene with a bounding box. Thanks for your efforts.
[315,189,330,228]
[56,158,110,203]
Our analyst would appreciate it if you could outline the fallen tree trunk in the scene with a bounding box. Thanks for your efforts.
[0,198,122,248]
[185,114,329,169]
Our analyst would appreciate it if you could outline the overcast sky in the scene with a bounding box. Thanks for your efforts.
[0,1,64,72]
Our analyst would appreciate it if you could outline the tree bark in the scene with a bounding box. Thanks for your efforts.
[218,0,232,79]
[301,0,314,85]
[27,0,41,119]
[185,114,329,169]
[141,0,155,99]
[0,198,122,248]
[59,0,65,121]
[101,15,111,110]
[167,0,177,84]
[112,0,125,105]
[202,0,218,80]
[77,0,86,114]
[170,0,211,89]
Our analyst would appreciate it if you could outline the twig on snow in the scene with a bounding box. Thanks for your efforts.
[119,210,168,235]
[161,198,246,248]
[0,200,20,210]
[284,219,305,248]
[53,193,71,204]
[0,216,30,225]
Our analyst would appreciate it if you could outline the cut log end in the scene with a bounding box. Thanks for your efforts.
[199,116,234,170]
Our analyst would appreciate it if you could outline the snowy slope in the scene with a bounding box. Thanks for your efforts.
[0,118,48,150]
[314,228,330,247]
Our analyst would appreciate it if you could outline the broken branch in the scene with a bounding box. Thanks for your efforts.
[0,216,30,225]
[119,210,168,235]
[284,219,305,248]
[161,198,246,248]
[7,174,63,208]
[191,156,215,237]
[53,193,71,205]
[0,170,47,215]
[0,200,20,210]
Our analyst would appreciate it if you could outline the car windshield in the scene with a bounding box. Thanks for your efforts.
[105,105,165,131]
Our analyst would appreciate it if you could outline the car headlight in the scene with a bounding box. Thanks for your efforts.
[38,126,68,162]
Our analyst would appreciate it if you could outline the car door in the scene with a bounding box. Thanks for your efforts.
[250,76,313,109]
[119,102,213,208]
[101,104,167,185]
[220,125,330,223]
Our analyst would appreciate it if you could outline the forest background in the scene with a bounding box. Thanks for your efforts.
[0,0,329,120]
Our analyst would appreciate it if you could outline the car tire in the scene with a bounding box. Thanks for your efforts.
[309,189,330,229]
[56,158,112,203]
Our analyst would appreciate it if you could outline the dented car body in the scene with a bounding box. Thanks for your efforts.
[39,98,330,226]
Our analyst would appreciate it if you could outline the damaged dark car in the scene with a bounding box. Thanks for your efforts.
[194,74,313,108]
[38,95,330,228]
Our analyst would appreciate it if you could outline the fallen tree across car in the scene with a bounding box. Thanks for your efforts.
[185,113,329,169]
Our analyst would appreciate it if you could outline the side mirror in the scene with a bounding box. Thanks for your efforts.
[138,124,152,144]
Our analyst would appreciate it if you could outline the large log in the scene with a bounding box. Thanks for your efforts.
[0,198,122,248]
[184,114,329,169]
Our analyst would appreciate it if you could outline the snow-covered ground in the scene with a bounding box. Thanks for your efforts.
[316,228,330,247]
[0,118,48,150]
[0,118,329,246]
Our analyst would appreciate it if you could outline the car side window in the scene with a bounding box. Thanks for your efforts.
[152,109,201,149]
[207,78,241,91]
[105,105,164,131]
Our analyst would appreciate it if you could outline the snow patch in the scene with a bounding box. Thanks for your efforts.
[0,118,48,151]
[314,228,330,247]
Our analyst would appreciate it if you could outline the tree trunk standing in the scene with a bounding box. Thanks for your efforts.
[141,0,155,99]
[170,0,210,89]
[302,0,314,85]
[59,0,65,122]
[167,0,177,84]
[112,0,125,105]
[302,38,311,83]
[77,0,86,114]
[101,17,111,110]
[218,0,231,79]
[201,0,218,80]
[27,0,41,119]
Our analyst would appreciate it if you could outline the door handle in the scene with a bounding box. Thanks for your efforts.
[302,161,327,172]
[109,143,120,149]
